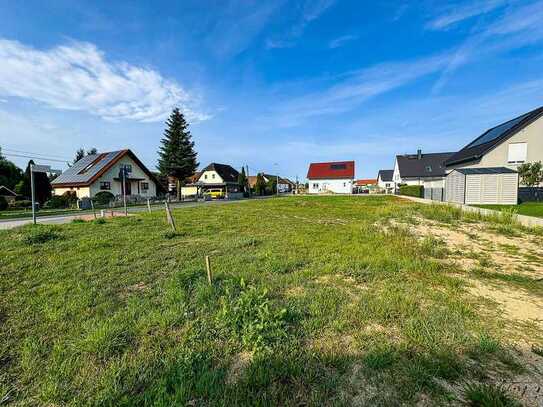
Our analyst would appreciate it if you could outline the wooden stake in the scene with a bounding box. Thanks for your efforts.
[205,256,212,285]
[147,199,151,214]
[165,201,176,231]
[91,199,97,219]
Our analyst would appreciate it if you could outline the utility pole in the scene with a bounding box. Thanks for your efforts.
[29,164,51,225]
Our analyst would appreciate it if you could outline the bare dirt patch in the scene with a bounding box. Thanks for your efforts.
[383,217,543,337]
[225,351,253,386]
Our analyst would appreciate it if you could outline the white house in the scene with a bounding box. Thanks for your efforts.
[307,161,355,194]
[192,162,242,198]
[377,170,394,194]
[393,150,454,199]
[51,149,159,199]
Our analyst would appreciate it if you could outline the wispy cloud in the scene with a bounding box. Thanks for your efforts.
[0,39,209,122]
[328,34,357,49]
[433,0,543,92]
[207,1,280,57]
[426,0,507,30]
[267,0,336,48]
[271,53,451,125]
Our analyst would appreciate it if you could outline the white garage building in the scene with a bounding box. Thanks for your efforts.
[446,167,518,205]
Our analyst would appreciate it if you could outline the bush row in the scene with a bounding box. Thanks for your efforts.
[399,185,424,198]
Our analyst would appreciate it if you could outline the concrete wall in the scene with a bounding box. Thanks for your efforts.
[308,179,353,194]
[52,186,91,199]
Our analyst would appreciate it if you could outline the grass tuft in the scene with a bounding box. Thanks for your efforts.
[19,225,61,245]
[463,382,521,407]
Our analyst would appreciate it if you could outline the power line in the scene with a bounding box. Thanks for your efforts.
[2,152,68,163]
[2,147,71,161]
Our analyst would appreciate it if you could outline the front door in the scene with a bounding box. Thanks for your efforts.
[123,180,131,196]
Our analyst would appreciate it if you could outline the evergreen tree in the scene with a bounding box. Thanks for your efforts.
[0,147,23,190]
[20,160,52,204]
[238,167,248,193]
[157,108,198,199]
[69,147,97,166]
[255,173,267,196]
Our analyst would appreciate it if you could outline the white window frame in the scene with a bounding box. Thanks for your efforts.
[507,142,527,164]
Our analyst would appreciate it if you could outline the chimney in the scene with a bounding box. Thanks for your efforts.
[417,149,422,160]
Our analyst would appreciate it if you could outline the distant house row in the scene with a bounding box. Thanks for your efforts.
[304,105,542,204]
[385,105,543,204]
[50,154,297,201]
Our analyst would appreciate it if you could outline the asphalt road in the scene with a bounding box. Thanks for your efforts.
[0,197,271,230]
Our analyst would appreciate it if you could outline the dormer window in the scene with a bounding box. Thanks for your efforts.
[425,166,432,172]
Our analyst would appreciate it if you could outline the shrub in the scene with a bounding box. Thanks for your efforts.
[0,196,7,211]
[11,200,32,209]
[44,194,75,209]
[399,185,424,198]
[19,226,61,245]
[218,279,288,352]
[93,191,115,206]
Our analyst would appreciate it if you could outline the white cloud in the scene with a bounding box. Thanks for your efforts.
[328,34,357,49]
[426,0,507,30]
[0,39,209,123]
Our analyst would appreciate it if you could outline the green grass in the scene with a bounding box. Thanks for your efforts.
[475,202,543,218]
[463,382,521,407]
[0,196,532,405]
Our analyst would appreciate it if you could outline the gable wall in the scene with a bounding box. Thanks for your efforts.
[198,170,224,184]
[89,155,157,197]
[449,116,543,171]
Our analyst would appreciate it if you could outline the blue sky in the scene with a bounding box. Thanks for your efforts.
[0,0,542,180]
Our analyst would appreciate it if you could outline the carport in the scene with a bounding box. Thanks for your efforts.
[446,167,518,205]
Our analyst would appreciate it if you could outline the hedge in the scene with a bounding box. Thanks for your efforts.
[399,185,424,198]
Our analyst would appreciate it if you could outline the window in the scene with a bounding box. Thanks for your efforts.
[343,182,346,187]
[312,183,319,189]
[212,173,215,179]
[508,142,527,163]
[141,182,149,191]
[204,174,208,179]
[330,164,346,170]
[425,166,432,172]
[100,181,111,190]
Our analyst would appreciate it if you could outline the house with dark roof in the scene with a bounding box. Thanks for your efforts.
[444,106,543,183]
[393,150,454,194]
[0,185,17,204]
[441,106,543,204]
[377,170,394,194]
[51,149,159,199]
[307,161,355,194]
[193,163,242,198]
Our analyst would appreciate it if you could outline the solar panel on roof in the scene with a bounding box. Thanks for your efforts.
[467,112,531,148]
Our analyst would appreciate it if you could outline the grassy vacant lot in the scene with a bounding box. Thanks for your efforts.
[475,202,543,219]
[1,196,542,406]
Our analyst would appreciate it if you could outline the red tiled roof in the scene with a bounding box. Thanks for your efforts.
[307,161,355,179]
[355,179,377,186]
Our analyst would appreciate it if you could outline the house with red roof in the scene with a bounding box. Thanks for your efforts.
[306,161,355,194]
